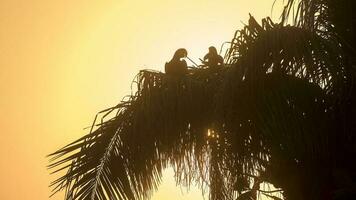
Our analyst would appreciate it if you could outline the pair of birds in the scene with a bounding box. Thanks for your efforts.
[165,46,224,76]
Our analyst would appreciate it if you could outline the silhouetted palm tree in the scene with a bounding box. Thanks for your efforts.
[49,0,356,199]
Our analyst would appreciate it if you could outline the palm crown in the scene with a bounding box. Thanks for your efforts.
[49,0,356,199]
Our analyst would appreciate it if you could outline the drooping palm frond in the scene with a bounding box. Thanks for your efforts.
[282,0,356,170]
[48,67,230,199]
[49,10,356,200]
[220,9,356,199]
[282,0,356,54]
[217,15,352,199]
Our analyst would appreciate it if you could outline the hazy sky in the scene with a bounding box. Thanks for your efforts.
[0,0,283,199]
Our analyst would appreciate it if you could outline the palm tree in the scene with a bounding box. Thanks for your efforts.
[48,0,356,199]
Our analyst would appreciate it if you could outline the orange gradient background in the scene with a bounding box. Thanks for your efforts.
[0,0,282,199]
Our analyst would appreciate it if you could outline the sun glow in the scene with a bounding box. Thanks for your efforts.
[0,0,283,199]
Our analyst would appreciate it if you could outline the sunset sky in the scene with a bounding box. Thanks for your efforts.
[0,0,283,199]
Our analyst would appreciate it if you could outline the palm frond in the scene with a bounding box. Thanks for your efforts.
[49,14,355,200]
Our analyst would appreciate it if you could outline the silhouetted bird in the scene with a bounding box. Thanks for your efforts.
[202,46,224,68]
[165,48,188,76]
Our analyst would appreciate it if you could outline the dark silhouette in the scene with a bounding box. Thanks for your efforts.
[49,1,356,200]
[202,46,224,68]
[165,48,188,76]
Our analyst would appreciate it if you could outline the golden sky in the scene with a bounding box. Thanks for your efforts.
[0,0,282,199]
